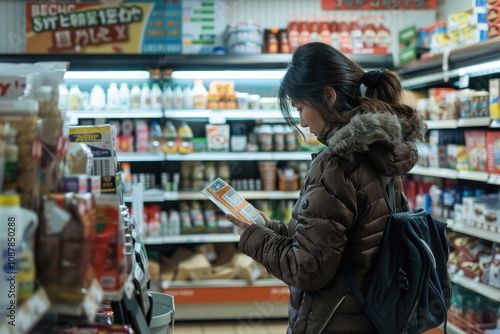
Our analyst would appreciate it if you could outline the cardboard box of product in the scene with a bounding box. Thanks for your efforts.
[448,6,487,31]
[176,253,211,281]
[232,253,267,282]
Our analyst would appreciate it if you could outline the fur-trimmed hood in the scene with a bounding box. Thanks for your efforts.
[320,110,424,175]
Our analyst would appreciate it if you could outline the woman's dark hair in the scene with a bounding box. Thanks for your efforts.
[278,42,416,138]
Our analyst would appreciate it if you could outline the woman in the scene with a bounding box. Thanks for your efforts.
[226,42,424,333]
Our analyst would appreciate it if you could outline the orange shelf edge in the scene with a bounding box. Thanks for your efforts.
[163,285,290,304]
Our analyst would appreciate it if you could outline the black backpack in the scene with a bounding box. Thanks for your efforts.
[346,175,452,334]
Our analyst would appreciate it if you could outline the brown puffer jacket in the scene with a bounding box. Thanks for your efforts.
[238,110,424,334]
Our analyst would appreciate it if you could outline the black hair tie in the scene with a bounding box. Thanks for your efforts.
[362,69,385,87]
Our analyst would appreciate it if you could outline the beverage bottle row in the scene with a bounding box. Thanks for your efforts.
[62,80,209,111]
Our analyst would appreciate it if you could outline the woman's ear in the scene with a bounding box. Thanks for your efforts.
[324,87,336,106]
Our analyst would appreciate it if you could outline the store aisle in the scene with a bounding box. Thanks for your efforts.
[173,319,288,334]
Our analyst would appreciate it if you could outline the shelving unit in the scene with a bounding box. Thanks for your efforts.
[124,190,300,203]
[161,279,289,321]
[401,38,500,334]
[70,109,164,119]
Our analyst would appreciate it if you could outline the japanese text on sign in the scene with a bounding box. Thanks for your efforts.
[29,4,143,51]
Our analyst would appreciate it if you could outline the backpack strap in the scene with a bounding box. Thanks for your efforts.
[375,172,396,215]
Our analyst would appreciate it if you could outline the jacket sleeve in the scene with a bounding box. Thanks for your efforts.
[267,220,289,236]
[238,162,357,292]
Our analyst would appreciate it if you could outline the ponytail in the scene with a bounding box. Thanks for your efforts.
[357,69,416,121]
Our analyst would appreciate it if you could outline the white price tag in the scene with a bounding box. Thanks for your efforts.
[458,74,469,89]
[209,113,226,124]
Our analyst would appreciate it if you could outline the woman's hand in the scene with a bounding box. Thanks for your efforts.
[225,210,272,234]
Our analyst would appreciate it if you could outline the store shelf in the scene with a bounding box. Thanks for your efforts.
[125,190,300,202]
[159,278,289,319]
[449,221,500,244]
[457,117,491,128]
[162,278,286,289]
[123,189,165,203]
[143,233,240,244]
[457,171,489,182]
[450,273,500,303]
[399,38,500,88]
[116,152,165,162]
[408,166,490,182]
[165,109,298,120]
[70,109,164,119]
[165,151,313,161]
[408,166,458,179]
[0,53,392,71]
[424,118,491,130]
[425,120,458,129]
[166,190,300,201]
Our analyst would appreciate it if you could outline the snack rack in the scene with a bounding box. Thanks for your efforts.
[0,62,174,333]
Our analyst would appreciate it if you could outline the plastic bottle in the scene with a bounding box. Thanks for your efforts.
[280,30,290,54]
[309,15,320,43]
[0,194,38,315]
[179,202,193,234]
[3,128,18,191]
[339,14,352,53]
[68,84,82,110]
[173,85,184,109]
[90,84,106,110]
[330,18,341,50]
[376,15,391,49]
[267,27,279,53]
[162,84,174,110]
[190,201,206,233]
[351,17,364,50]
[160,211,169,236]
[148,120,163,153]
[192,80,208,110]
[119,83,131,110]
[363,16,377,48]
[107,83,120,110]
[140,83,151,110]
[168,209,181,236]
[150,83,163,110]
[121,162,132,194]
[298,16,310,46]
[288,14,300,52]
[130,84,141,109]
[183,84,194,109]
[58,84,69,111]
[162,121,178,153]
[177,121,194,154]
[319,14,330,44]
[231,123,247,152]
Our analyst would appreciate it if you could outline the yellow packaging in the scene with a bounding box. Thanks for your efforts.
[489,79,500,120]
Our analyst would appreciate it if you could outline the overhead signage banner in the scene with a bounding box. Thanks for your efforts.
[26,1,182,54]
[321,0,438,10]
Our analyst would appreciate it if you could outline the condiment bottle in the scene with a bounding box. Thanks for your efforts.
[319,14,331,44]
[309,15,320,42]
[288,14,300,52]
[298,16,310,46]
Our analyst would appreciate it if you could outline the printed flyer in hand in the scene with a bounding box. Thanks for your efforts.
[201,178,265,225]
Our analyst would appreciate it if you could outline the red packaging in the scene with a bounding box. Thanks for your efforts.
[465,130,488,171]
[486,131,500,174]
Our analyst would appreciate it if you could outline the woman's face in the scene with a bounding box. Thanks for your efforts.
[292,100,326,136]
